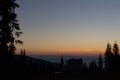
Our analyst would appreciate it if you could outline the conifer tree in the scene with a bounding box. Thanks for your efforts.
[113,41,119,56]
[89,60,97,72]
[60,56,64,72]
[83,62,88,72]
[0,0,22,59]
[104,43,113,70]
[98,54,103,71]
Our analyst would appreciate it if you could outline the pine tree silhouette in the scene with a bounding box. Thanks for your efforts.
[89,60,97,72]
[113,41,119,56]
[104,43,113,70]
[60,55,64,73]
[83,62,88,72]
[0,0,22,77]
[0,0,22,63]
[98,54,103,71]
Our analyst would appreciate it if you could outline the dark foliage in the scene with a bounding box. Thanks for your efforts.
[60,56,64,72]
[113,41,119,55]
[0,0,22,57]
[89,60,97,72]
[98,54,103,71]
[83,62,88,72]
[104,43,113,70]
[104,42,120,71]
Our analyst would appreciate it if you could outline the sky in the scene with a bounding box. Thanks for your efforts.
[16,0,120,56]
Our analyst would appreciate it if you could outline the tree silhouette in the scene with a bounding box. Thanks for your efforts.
[104,43,113,70]
[89,60,97,72]
[8,43,16,56]
[98,54,103,71]
[111,42,120,70]
[113,41,119,56]
[60,56,64,72]
[20,49,26,76]
[0,0,22,61]
[83,62,88,72]
[0,1,23,78]
[8,43,16,65]
[20,49,26,65]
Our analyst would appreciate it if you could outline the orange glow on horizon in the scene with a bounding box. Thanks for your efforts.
[16,42,105,56]
[18,48,105,56]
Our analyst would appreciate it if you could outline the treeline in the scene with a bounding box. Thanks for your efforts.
[1,42,120,77]
[59,42,120,74]
[18,42,120,75]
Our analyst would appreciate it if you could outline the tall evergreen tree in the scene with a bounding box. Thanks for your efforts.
[104,43,113,70]
[0,0,22,59]
[98,54,103,71]
[60,56,64,72]
[113,41,119,56]
[83,62,88,72]
[89,60,97,72]
[112,41,120,70]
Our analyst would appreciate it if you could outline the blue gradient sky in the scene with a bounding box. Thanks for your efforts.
[16,0,120,56]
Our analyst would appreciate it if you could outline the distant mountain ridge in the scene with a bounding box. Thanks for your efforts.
[14,54,60,74]
[14,54,59,65]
